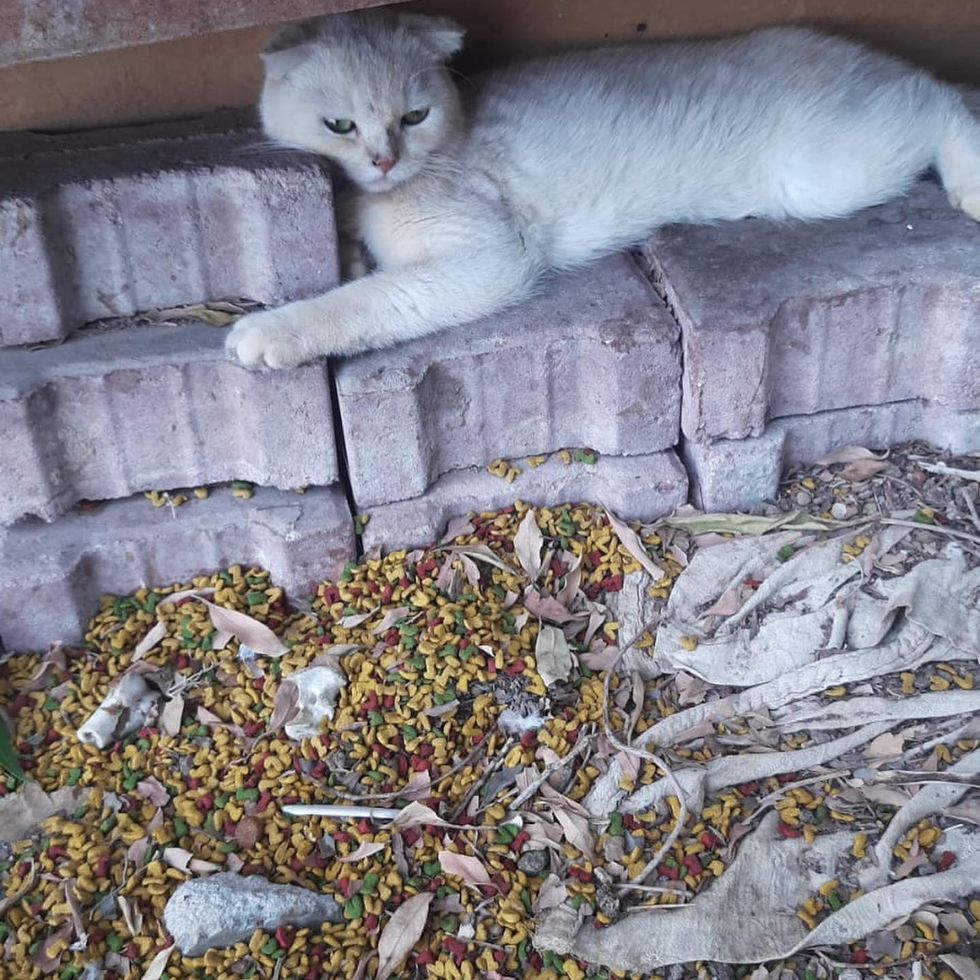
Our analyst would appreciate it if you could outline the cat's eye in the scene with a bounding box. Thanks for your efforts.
[323,117,356,134]
[401,107,430,126]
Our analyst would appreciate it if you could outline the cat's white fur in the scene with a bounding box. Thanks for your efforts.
[226,12,980,368]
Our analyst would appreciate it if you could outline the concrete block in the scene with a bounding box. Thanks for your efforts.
[361,450,688,554]
[643,181,980,443]
[337,255,682,509]
[0,1,409,67]
[0,118,337,347]
[684,401,980,512]
[0,485,354,652]
[0,321,338,525]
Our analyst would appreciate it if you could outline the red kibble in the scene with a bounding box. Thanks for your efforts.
[401,829,420,846]
[490,873,512,895]
[196,793,214,813]
[736,781,759,796]
[936,851,956,871]
[505,658,527,677]
[175,655,190,670]
[700,831,716,849]
[471,733,484,745]
[336,879,352,899]
[567,866,593,883]
[282,794,299,805]
[396,755,409,777]
[658,864,680,880]
[776,822,802,839]
[382,695,395,709]
[364,913,379,932]
[252,678,265,691]
[493,950,507,965]
[417,743,434,758]
[289,858,305,873]
[47,844,68,859]
[850,948,869,965]
[510,831,530,853]
[520,731,537,749]
[414,950,436,967]
[411,756,429,772]
[566,727,580,745]
[275,925,292,948]
[441,937,467,963]
[126,943,139,959]
[381,584,394,602]
[257,790,273,812]
[94,856,110,879]
[357,818,373,834]
[186,776,200,791]
[623,814,640,831]
[334,831,353,844]
[682,854,702,877]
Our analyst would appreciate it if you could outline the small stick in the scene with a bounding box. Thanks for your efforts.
[506,731,593,812]
[958,486,980,535]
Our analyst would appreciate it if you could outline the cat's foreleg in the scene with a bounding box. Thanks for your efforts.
[936,94,980,221]
[225,249,537,368]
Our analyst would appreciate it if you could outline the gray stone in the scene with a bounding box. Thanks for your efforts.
[361,450,688,554]
[643,181,980,442]
[0,321,338,525]
[336,254,681,508]
[517,848,549,875]
[684,401,980,512]
[0,115,338,347]
[0,485,353,651]
[163,872,344,956]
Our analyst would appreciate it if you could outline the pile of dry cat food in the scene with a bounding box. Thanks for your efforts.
[1,457,979,980]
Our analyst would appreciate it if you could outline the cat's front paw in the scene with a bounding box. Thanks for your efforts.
[225,308,315,369]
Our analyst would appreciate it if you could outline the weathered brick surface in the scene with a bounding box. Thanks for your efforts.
[644,182,980,443]
[684,402,980,512]
[0,486,354,651]
[361,451,688,554]
[0,117,337,347]
[0,0,409,67]
[0,321,338,525]
[337,255,681,509]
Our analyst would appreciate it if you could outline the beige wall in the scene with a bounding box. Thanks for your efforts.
[2,0,978,133]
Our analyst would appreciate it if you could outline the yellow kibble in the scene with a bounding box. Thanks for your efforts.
[818,880,839,897]
[825,686,846,697]
[829,810,854,823]
[852,833,867,859]
[679,635,698,652]
[802,826,816,845]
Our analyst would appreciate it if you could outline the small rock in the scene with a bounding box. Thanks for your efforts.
[794,490,813,507]
[517,848,549,875]
[831,501,848,520]
[163,872,344,956]
[863,501,879,516]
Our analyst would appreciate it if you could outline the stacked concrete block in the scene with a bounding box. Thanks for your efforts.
[0,487,354,651]
[336,253,686,548]
[0,114,338,346]
[644,181,980,510]
[0,115,354,650]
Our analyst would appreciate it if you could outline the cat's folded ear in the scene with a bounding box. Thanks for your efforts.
[261,22,315,81]
[398,13,466,60]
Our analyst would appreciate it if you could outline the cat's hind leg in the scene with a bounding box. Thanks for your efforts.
[935,97,980,221]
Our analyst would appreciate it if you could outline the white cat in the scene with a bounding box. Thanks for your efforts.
[226,11,980,368]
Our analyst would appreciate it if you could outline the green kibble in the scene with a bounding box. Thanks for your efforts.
[235,788,260,802]
[66,767,82,787]
[174,818,189,838]
[827,892,843,911]
[260,938,279,956]
[776,545,796,562]
[106,933,125,953]
[344,894,364,920]
[361,873,380,896]
[422,860,442,877]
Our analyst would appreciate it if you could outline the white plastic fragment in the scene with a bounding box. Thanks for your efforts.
[77,671,162,748]
[280,664,347,740]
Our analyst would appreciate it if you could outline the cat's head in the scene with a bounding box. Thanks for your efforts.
[259,11,465,192]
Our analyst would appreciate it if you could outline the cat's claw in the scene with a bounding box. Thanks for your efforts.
[225,309,312,369]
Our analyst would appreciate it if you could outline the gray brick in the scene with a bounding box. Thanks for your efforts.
[684,402,980,512]
[337,255,681,509]
[0,119,337,347]
[361,451,688,554]
[643,182,980,443]
[0,321,338,525]
[0,485,354,652]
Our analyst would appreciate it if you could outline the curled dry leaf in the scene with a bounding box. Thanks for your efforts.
[140,943,176,980]
[33,922,72,974]
[64,880,87,948]
[338,841,388,863]
[604,508,665,581]
[534,873,568,914]
[135,776,170,808]
[375,891,434,980]
[0,860,35,915]
[437,850,491,886]
[371,607,411,634]
[814,445,888,465]
[390,801,449,830]
[198,598,288,657]
[159,695,184,737]
[515,509,545,581]
[0,784,86,844]
[133,620,167,660]
[118,894,144,938]
[269,682,300,731]
[524,590,584,625]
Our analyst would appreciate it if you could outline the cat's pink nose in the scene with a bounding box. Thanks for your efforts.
[372,156,397,175]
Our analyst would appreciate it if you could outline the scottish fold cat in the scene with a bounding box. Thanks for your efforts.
[225,11,980,368]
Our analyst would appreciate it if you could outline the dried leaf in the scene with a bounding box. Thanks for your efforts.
[605,508,665,580]
[339,611,374,628]
[439,515,475,544]
[449,545,516,575]
[535,626,574,687]
[200,599,288,657]
[515,510,545,581]
[375,891,434,980]
[0,784,86,844]
[534,873,568,913]
[664,510,835,536]
[524,590,585,625]
[579,645,622,671]
[940,954,980,980]
[437,850,491,886]
[159,695,184,737]
[0,707,24,781]
[134,776,170,808]
[0,860,35,915]
[391,801,448,830]
[269,679,301,731]
[162,847,193,872]
[153,303,237,326]
[552,806,595,862]
[118,894,144,937]
[864,731,907,760]
[33,922,72,974]
[815,445,887,465]
[339,841,388,863]
[21,643,67,692]
[840,459,891,482]
[188,857,221,874]
[133,620,167,660]
[141,944,176,980]
[371,607,411,634]
[64,880,87,948]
